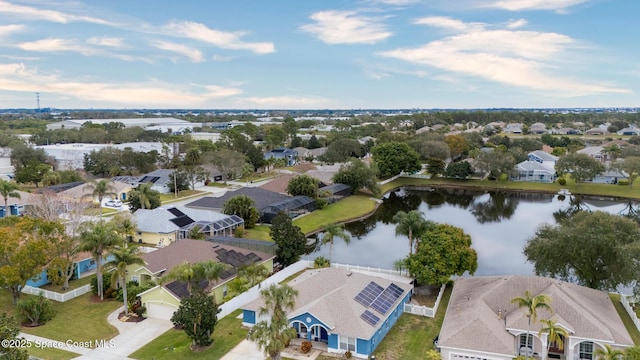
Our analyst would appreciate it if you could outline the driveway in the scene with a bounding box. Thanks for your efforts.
[220,339,264,360]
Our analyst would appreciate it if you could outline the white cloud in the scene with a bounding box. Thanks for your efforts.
[212,54,232,62]
[413,16,483,32]
[87,36,125,47]
[17,38,97,56]
[506,18,528,29]
[300,10,392,45]
[0,62,242,106]
[0,0,110,25]
[372,0,418,4]
[165,21,275,54]
[152,40,203,63]
[241,95,330,108]
[0,24,24,37]
[380,18,629,96]
[482,0,589,11]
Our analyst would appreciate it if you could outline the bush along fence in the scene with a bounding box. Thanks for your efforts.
[21,284,91,302]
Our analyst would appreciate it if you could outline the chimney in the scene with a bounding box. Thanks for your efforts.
[498,309,503,320]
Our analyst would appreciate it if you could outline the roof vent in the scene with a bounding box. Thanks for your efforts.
[346,272,352,277]
[212,244,220,249]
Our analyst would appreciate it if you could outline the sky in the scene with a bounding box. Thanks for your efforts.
[0,0,638,110]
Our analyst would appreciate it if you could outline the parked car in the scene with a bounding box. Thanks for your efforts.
[104,200,122,208]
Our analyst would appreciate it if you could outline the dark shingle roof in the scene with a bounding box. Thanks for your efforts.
[186,187,291,211]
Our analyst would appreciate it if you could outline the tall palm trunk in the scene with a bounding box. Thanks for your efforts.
[525,317,531,360]
[408,229,413,255]
[121,275,128,312]
[96,255,104,300]
[328,240,334,262]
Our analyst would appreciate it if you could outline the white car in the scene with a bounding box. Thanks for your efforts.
[104,200,123,208]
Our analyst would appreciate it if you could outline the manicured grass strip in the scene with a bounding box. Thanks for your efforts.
[293,195,378,235]
[28,344,79,360]
[610,293,640,345]
[370,284,452,360]
[160,190,205,202]
[22,295,121,343]
[244,224,272,241]
[130,309,245,360]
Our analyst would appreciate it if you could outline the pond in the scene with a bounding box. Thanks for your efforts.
[303,187,635,277]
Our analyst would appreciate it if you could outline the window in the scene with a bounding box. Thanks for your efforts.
[223,286,228,298]
[339,336,356,352]
[519,334,533,347]
[579,342,594,360]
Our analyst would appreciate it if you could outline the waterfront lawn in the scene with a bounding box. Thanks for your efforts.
[22,294,120,343]
[610,293,640,345]
[293,195,378,234]
[28,345,79,360]
[382,176,640,200]
[130,310,245,360]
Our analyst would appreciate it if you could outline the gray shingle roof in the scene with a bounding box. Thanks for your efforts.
[134,205,239,233]
[244,267,413,339]
[186,187,291,211]
[438,276,633,354]
[516,160,555,174]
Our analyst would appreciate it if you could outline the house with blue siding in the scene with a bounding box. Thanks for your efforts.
[26,252,113,287]
[242,267,413,359]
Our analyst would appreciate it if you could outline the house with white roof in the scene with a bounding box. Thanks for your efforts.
[132,205,244,247]
[242,267,413,359]
[512,151,558,183]
[437,275,633,360]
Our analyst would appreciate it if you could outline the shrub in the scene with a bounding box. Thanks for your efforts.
[345,350,352,358]
[300,340,312,354]
[316,198,327,210]
[234,227,246,238]
[313,256,330,268]
[16,294,56,326]
[104,287,117,299]
[619,179,630,186]
[557,178,567,185]
[498,173,508,182]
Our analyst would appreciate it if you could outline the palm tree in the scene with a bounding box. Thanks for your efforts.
[0,179,20,215]
[106,246,144,312]
[79,222,121,300]
[511,291,552,360]
[250,284,299,360]
[595,345,624,360]
[111,212,137,247]
[160,261,226,296]
[538,319,568,360]
[392,210,431,255]
[136,183,155,210]
[83,179,117,218]
[321,223,350,263]
[238,263,271,288]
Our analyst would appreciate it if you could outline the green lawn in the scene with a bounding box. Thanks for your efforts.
[382,176,640,200]
[369,284,452,360]
[21,294,121,344]
[610,293,640,345]
[28,344,79,360]
[130,309,246,360]
[244,224,272,241]
[293,195,378,235]
[160,190,205,202]
[40,275,93,293]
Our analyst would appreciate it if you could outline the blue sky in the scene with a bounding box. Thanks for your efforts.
[0,0,637,109]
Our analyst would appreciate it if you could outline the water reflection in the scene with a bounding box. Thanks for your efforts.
[304,188,632,277]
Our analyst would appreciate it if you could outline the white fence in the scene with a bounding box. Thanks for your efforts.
[21,284,91,302]
[619,294,640,332]
[331,262,409,277]
[218,260,310,319]
[403,284,446,317]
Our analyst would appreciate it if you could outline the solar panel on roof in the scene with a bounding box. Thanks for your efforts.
[171,215,194,227]
[360,310,380,326]
[370,283,405,315]
[168,207,186,217]
[354,281,384,307]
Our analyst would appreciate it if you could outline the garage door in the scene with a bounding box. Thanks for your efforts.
[451,354,489,360]
[146,303,177,321]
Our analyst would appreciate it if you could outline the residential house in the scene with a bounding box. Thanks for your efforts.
[132,205,244,247]
[503,123,523,134]
[186,187,305,224]
[589,169,628,184]
[112,168,178,194]
[292,147,328,161]
[577,146,607,162]
[529,123,547,134]
[242,267,413,359]
[513,161,555,183]
[617,127,640,136]
[132,239,274,320]
[553,127,582,135]
[264,148,298,166]
[27,251,113,287]
[528,150,558,169]
[58,180,133,203]
[585,127,608,136]
[437,275,633,360]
